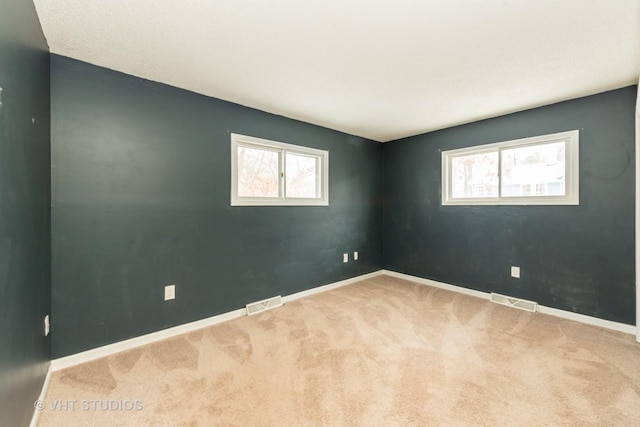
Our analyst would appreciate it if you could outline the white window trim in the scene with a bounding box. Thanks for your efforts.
[442,130,579,206]
[231,133,329,206]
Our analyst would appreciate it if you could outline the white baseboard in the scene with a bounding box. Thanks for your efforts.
[50,308,248,371]
[29,362,52,427]
[382,269,637,336]
[536,305,637,335]
[382,270,489,300]
[51,270,384,371]
[282,270,383,303]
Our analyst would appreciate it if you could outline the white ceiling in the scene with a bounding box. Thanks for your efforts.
[34,1,640,142]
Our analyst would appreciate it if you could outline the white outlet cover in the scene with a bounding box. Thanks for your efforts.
[164,284,176,300]
[44,315,50,336]
[353,251,359,261]
[511,266,521,278]
[343,253,348,263]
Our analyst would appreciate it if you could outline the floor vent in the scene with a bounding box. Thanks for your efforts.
[246,295,283,316]
[490,293,537,313]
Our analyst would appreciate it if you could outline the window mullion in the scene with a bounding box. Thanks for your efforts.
[280,149,285,199]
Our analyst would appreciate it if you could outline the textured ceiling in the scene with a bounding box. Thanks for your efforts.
[34,1,640,142]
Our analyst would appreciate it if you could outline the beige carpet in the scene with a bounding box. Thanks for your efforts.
[38,275,640,426]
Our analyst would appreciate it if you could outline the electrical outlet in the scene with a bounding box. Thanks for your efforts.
[511,266,521,279]
[353,251,359,261]
[44,315,50,336]
[164,284,176,300]
[343,253,349,263]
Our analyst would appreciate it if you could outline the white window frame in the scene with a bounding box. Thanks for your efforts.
[442,130,579,206]
[231,133,329,206]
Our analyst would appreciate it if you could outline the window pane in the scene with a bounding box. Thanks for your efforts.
[451,152,499,198]
[237,146,280,198]
[501,141,565,197]
[285,152,318,198]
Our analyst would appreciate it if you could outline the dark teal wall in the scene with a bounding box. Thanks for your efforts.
[51,55,383,358]
[383,87,637,324]
[0,1,51,426]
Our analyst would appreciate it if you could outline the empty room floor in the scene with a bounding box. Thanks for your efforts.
[37,275,640,426]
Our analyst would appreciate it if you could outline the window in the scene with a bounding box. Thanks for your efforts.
[442,130,579,205]
[231,133,329,206]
